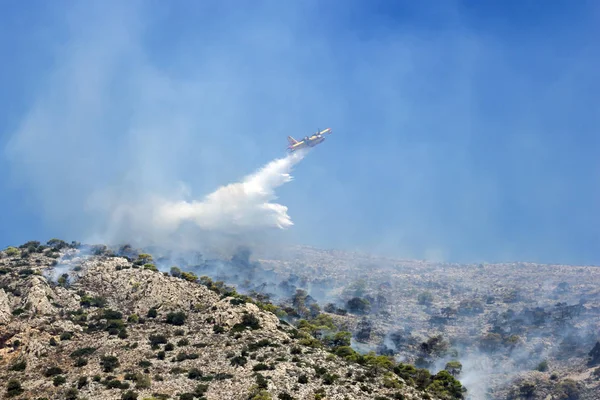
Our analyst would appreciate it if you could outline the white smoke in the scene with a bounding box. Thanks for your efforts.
[84,148,310,249]
[153,149,308,234]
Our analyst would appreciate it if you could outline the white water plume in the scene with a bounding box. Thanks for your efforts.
[153,149,308,235]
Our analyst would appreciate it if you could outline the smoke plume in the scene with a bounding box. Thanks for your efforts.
[153,149,307,234]
[82,148,310,251]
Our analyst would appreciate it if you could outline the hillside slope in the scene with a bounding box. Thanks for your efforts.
[0,242,460,400]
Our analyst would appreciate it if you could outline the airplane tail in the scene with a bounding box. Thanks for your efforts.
[287,136,298,145]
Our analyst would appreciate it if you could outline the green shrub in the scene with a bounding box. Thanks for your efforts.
[138,254,153,263]
[298,337,322,348]
[53,376,66,386]
[80,295,107,308]
[135,374,151,389]
[253,363,272,371]
[166,311,187,326]
[9,360,26,371]
[70,347,96,358]
[536,360,549,372]
[5,247,20,257]
[188,368,203,380]
[122,390,138,400]
[149,334,167,348]
[230,298,246,306]
[100,355,120,372]
[249,389,272,400]
[322,373,339,385]
[105,379,130,389]
[383,373,403,389]
[174,352,199,362]
[103,309,123,320]
[77,376,88,388]
[6,379,23,397]
[65,388,79,400]
[57,273,70,287]
[170,266,182,277]
[143,264,158,272]
[44,366,64,377]
[426,370,464,399]
[230,356,247,367]
[181,272,198,282]
[246,339,275,352]
[445,361,463,377]
[74,358,88,367]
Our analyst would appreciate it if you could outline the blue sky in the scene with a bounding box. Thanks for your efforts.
[1,0,599,265]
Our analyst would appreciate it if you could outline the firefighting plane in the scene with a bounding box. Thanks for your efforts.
[286,128,332,153]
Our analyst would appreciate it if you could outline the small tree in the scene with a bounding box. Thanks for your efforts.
[44,366,64,377]
[536,360,549,372]
[6,380,23,397]
[166,311,187,326]
[332,331,352,347]
[65,388,79,400]
[5,247,20,257]
[48,238,68,249]
[346,297,371,314]
[128,314,139,323]
[53,376,66,386]
[445,360,463,377]
[77,376,88,388]
[122,391,138,400]
[100,355,120,372]
[57,273,70,288]
[138,254,153,263]
[181,272,198,282]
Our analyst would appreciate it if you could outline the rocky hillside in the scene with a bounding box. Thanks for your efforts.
[255,246,600,400]
[0,241,464,400]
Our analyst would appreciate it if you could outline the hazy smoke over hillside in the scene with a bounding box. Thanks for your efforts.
[154,149,306,234]
[84,150,309,252]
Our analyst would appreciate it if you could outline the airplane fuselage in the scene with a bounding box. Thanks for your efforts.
[287,128,331,152]
[289,137,324,152]
[306,136,325,146]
